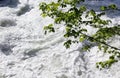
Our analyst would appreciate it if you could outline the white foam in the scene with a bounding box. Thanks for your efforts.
[0,0,120,78]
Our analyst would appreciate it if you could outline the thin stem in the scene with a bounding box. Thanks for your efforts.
[81,33,120,51]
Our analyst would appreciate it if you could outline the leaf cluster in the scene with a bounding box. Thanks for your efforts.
[100,4,118,11]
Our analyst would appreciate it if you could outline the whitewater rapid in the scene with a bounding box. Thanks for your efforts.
[0,0,120,78]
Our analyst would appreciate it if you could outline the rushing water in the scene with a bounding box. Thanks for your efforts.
[0,0,120,78]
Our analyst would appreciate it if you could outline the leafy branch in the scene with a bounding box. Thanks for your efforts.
[39,0,120,69]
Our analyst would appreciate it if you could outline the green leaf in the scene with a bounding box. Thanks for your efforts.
[44,24,55,33]
[82,45,90,51]
[100,6,107,11]
[41,13,47,17]
[108,4,117,10]
[79,36,85,42]
[79,5,86,12]
[64,40,72,48]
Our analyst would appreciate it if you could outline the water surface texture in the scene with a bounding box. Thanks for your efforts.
[0,0,120,78]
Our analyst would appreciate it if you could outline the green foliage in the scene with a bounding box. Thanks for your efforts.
[93,26,120,42]
[79,34,86,42]
[39,0,120,69]
[64,40,72,48]
[100,4,118,11]
[96,58,118,69]
[108,4,117,10]
[100,6,107,11]
[44,24,55,34]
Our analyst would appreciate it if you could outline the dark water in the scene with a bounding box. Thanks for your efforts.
[0,0,19,7]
